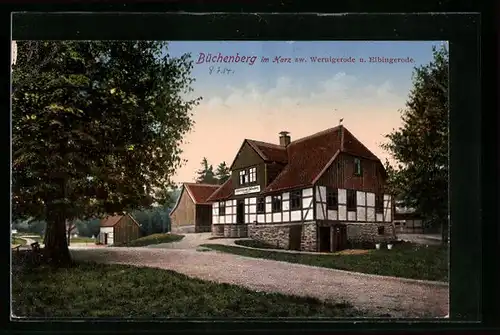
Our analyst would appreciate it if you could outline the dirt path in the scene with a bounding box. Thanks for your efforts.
[71,247,449,318]
[145,232,241,249]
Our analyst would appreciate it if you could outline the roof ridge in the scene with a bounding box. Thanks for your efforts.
[184,182,220,187]
[247,139,285,149]
[290,125,342,145]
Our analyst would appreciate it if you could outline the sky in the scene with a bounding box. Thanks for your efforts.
[165,41,445,184]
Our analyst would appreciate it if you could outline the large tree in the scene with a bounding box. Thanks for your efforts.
[215,161,230,184]
[12,41,200,265]
[381,45,449,243]
[195,157,217,184]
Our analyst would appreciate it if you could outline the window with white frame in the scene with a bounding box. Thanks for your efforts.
[239,167,257,185]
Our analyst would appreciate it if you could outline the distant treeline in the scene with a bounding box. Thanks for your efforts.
[12,205,174,238]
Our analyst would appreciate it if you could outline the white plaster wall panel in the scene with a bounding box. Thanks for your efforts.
[366,192,375,207]
[338,205,347,220]
[376,213,384,222]
[213,203,219,210]
[245,214,249,223]
[219,216,225,224]
[316,186,327,202]
[366,207,375,221]
[249,197,256,204]
[384,209,392,222]
[282,200,290,211]
[348,211,356,221]
[338,189,347,204]
[327,210,338,220]
[249,214,256,223]
[108,235,114,245]
[302,196,312,209]
[249,204,256,214]
[283,211,290,222]
[290,210,302,221]
[257,214,265,223]
[273,213,281,222]
[225,200,232,207]
[282,192,290,200]
[213,208,219,216]
[232,200,237,206]
[304,209,313,221]
[227,206,233,215]
[213,216,219,224]
[384,194,391,202]
[356,191,366,207]
[244,198,249,205]
[302,188,313,197]
[266,214,272,222]
[316,204,325,220]
[100,227,113,234]
[226,215,232,224]
[266,203,272,213]
[357,207,366,222]
[265,196,272,203]
[232,215,236,223]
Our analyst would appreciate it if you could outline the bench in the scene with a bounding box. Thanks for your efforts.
[11,244,21,255]
[30,242,43,264]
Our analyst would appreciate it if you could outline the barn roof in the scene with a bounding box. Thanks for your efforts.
[169,183,220,216]
[184,183,220,204]
[100,213,139,227]
[207,125,384,201]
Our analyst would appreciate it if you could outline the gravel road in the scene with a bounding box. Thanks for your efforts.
[71,246,449,318]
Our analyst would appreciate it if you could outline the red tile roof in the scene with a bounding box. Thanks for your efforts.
[206,126,383,200]
[205,179,233,202]
[247,140,288,164]
[184,183,220,205]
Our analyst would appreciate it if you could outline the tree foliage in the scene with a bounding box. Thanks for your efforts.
[195,157,217,184]
[12,41,200,264]
[215,161,230,184]
[381,45,449,242]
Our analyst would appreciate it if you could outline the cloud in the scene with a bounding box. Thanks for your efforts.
[202,73,404,111]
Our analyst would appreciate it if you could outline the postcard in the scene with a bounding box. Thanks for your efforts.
[11,40,449,319]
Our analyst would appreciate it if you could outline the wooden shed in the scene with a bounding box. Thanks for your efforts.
[169,183,219,233]
[99,213,141,246]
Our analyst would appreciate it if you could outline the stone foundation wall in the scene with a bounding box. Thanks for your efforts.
[344,222,395,243]
[243,220,395,252]
[220,224,248,238]
[248,223,291,249]
[300,222,317,251]
[248,221,318,251]
[212,224,225,237]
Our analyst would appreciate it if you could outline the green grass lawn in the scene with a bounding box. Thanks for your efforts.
[11,237,26,246]
[200,242,449,282]
[234,239,280,249]
[11,260,364,318]
[69,237,96,243]
[117,233,185,247]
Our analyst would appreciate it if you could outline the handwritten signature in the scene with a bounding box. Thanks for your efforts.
[209,66,235,75]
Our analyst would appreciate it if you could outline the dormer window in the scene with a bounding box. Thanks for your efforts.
[239,167,257,185]
[354,158,362,176]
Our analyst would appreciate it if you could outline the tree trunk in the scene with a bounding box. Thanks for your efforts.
[441,220,449,245]
[44,211,72,266]
[67,220,71,247]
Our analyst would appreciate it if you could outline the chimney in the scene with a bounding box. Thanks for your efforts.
[279,131,291,147]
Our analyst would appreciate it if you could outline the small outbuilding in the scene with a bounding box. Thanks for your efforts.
[169,183,220,233]
[99,213,141,246]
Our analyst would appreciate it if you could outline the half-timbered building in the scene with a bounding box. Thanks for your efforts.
[206,125,395,252]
